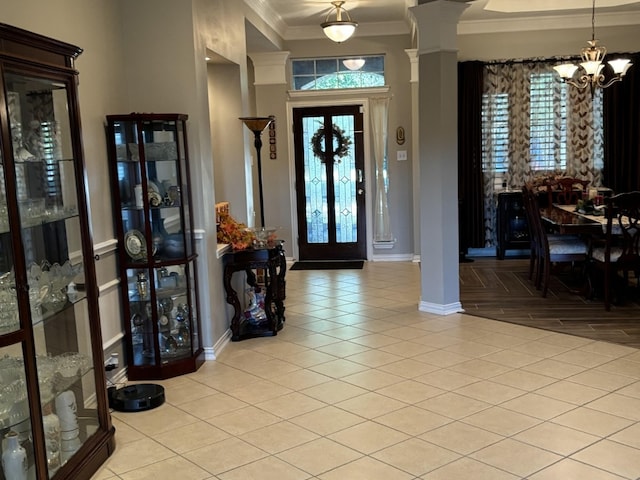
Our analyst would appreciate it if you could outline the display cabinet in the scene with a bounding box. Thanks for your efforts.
[0,23,114,479]
[496,191,530,259]
[106,114,204,380]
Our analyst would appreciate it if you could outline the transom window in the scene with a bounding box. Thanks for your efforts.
[291,55,385,90]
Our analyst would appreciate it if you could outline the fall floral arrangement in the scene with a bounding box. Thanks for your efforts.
[217,211,254,250]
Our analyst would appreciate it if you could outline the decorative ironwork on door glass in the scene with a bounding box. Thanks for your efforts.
[303,114,357,244]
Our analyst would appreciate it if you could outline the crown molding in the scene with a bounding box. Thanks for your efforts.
[243,0,288,36]
[458,10,640,35]
[243,0,640,40]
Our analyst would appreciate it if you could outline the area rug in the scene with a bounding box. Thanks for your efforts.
[290,261,364,271]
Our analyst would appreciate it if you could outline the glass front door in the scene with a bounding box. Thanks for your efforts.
[293,105,365,260]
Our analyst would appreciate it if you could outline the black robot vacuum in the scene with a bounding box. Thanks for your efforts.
[108,384,165,412]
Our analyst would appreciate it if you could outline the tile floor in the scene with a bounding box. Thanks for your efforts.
[93,261,640,480]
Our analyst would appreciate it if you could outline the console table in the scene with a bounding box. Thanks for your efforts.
[223,243,286,341]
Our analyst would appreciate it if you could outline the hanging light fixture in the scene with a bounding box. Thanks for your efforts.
[321,1,358,43]
[553,0,632,94]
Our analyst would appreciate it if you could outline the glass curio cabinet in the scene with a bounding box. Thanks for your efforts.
[105,114,203,380]
[0,23,115,479]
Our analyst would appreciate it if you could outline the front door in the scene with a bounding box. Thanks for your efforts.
[293,105,366,260]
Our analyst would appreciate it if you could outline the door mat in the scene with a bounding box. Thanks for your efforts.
[290,261,364,271]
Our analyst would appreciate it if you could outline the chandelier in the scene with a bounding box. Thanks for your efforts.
[553,0,632,94]
[321,1,358,43]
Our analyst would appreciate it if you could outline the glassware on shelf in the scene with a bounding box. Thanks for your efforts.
[37,260,83,314]
[54,352,90,381]
[136,272,148,300]
[0,293,18,332]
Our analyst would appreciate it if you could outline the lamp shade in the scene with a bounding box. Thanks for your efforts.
[553,63,579,79]
[239,117,272,133]
[321,1,358,43]
[608,58,632,75]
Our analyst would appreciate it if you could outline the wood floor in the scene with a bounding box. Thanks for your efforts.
[459,256,640,348]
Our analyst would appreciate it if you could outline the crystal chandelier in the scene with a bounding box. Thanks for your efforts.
[553,0,632,94]
[321,1,358,43]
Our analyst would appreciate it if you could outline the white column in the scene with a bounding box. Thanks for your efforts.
[410,0,469,315]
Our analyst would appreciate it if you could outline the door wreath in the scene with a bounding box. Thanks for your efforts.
[311,123,352,164]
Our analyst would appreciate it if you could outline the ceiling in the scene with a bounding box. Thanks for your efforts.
[245,0,640,48]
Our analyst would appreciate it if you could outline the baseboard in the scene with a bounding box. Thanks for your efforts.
[205,329,232,361]
[418,300,464,316]
[370,253,414,262]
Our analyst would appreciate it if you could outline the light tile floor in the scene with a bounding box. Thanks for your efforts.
[93,262,640,480]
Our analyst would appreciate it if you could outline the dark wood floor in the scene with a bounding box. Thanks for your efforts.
[459,256,640,349]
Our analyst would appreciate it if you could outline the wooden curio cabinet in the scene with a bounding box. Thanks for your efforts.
[0,23,115,479]
[105,114,204,380]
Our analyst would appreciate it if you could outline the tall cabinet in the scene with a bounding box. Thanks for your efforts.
[0,24,114,479]
[106,114,204,380]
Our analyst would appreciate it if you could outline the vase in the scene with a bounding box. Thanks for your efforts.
[2,431,27,480]
[55,391,79,441]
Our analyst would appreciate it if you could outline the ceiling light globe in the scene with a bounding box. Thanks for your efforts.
[321,22,357,43]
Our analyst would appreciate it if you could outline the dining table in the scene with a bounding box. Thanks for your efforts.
[541,203,627,236]
[539,204,606,235]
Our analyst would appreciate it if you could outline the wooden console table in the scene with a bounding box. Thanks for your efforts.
[223,243,286,341]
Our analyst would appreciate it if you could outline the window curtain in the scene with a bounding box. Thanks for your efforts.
[481,60,603,247]
[458,61,485,250]
[370,97,393,242]
[603,52,640,193]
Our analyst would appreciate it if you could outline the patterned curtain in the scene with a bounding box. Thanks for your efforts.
[481,60,604,247]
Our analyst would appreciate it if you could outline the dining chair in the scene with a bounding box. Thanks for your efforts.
[522,184,588,297]
[521,184,541,282]
[545,177,590,205]
[588,191,640,310]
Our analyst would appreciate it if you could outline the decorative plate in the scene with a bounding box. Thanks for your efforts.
[124,229,147,260]
[148,190,163,207]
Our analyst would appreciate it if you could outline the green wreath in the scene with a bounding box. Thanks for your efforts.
[311,124,352,163]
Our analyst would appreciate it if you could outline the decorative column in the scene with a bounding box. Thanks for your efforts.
[405,48,421,263]
[410,0,469,315]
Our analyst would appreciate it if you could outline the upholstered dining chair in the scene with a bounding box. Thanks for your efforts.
[522,184,588,297]
[588,191,640,310]
[545,177,590,206]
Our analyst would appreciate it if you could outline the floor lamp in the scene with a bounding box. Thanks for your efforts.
[239,116,273,228]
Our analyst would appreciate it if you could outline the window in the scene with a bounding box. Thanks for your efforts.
[481,93,509,173]
[529,72,567,171]
[292,56,385,90]
[482,70,602,174]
